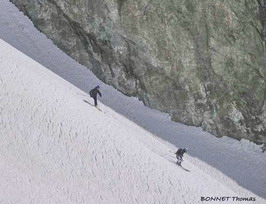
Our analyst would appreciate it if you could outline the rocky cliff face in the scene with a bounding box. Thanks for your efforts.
[10,0,266,149]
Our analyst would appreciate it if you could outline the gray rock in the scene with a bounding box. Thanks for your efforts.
[10,0,266,149]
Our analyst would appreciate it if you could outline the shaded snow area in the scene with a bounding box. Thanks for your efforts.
[0,39,259,203]
[0,0,265,203]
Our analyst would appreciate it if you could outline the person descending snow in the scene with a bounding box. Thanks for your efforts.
[175,148,187,165]
[89,86,102,107]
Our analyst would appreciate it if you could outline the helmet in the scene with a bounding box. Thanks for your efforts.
[96,85,100,89]
[184,148,188,152]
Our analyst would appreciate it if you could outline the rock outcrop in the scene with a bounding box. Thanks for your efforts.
[10,0,266,149]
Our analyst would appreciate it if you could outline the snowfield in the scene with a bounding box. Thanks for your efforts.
[0,0,266,203]
[0,38,264,204]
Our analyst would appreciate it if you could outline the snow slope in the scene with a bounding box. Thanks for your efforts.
[0,0,266,202]
[0,39,262,203]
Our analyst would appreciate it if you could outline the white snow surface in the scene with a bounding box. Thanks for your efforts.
[0,0,265,203]
[0,36,264,204]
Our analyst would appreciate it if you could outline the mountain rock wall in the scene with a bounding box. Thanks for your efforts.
[10,0,266,149]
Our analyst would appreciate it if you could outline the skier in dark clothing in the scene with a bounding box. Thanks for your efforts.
[89,86,102,107]
[175,148,187,165]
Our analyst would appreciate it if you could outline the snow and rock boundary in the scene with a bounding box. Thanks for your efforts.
[0,0,265,201]
[0,39,265,203]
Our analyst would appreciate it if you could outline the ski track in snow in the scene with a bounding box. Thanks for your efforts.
[0,0,265,203]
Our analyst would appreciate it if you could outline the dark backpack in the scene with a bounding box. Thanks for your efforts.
[175,149,186,156]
